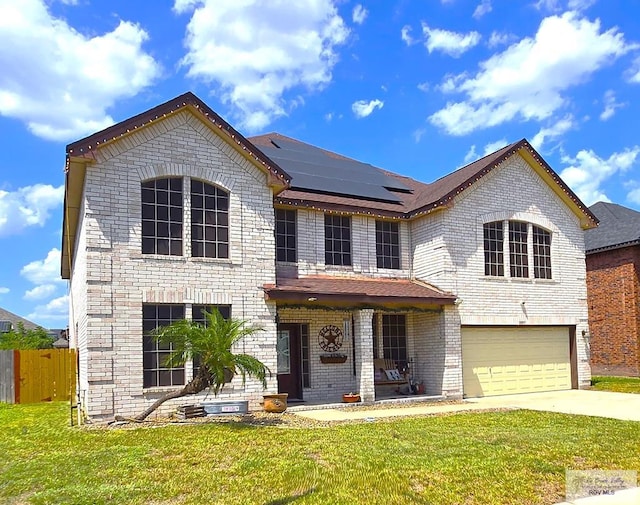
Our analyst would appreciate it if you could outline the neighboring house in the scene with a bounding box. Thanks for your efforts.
[61,92,596,422]
[585,202,640,376]
[0,307,40,333]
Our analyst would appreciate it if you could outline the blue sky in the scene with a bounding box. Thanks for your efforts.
[0,0,639,328]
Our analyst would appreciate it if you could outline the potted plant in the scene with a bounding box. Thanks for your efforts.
[342,392,361,403]
[262,393,288,413]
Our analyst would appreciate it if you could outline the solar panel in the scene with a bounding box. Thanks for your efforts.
[256,137,411,202]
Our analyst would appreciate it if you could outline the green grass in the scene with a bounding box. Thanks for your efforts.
[591,375,640,394]
[1,403,639,504]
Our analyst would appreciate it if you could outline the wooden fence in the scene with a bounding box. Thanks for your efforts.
[0,349,76,403]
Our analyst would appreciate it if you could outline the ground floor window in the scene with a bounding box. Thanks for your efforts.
[382,314,407,369]
[143,304,185,388]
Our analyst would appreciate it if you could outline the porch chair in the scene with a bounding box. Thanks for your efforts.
[373,358,410,390]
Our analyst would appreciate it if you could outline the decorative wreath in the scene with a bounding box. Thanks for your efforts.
[318,324,344,352]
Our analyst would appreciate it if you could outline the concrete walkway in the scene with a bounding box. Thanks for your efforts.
[466,389,640,422]
[293,390,640,422]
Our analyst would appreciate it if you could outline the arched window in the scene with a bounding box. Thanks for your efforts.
[141,178,183,256]
[191,180,229,258]
[533,225,552,279]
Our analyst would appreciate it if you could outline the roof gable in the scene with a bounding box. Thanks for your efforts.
[62,92,292,279]
[586,201,640,253]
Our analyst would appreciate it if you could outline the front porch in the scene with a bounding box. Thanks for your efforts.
[264,276,462,406]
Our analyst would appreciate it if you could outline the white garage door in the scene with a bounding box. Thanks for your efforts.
[462,327,572,398]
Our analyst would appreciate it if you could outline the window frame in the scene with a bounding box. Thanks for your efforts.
[324,214,352,266]
[142,304,185,388]
[375,220,400,269]
[382,314,407,370]
[532,225,552,279]
[190,179,229,259]
[141,177,183,256]
[275,208,297,263]
[508,220,529,278]
[483,221,504,277]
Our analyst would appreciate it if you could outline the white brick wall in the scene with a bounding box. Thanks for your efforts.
[412,154,591,387]
[71,115,591,419]
[71,111,279,421]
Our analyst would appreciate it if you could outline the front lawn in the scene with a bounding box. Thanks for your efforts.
[1,402,639,505]
[591,375,640,394]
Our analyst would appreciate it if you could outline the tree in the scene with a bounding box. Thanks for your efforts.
[0,323,54,350]
[135,309,270,421]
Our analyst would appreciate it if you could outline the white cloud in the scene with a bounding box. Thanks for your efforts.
[463,139,507,163]
[0,287,9,294]
[568,0,596,10]
[20,248,64,286]
[483,139,507,154]
[600,90,626,121]
[24,284,57,301]
[417,81,430,92]
[625,57,640,83]
[0,184,64,236]
[487,31,516,48]
[627,186,640,206]
[0,0,160,141]
[421,23,481,57]
[413,128,426,143]
[429,13,633,135]
[534,0,561,10]
[473,0,492,19]
[352,99,383,118]
[28,294,69,324]
[352,4,367,25]
[560,146,640,205]
[175,0,348,131]
[464,145,478,164]
[401,25,415,45]
[531,114,575,150]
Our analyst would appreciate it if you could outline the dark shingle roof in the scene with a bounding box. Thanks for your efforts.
[585,201,640,253]
[251,134,597,226]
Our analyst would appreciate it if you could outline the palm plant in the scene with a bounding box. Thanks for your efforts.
[135,309,270,421]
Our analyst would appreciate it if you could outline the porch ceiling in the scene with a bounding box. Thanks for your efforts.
[264,276,456,310]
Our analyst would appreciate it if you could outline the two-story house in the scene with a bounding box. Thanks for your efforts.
[62,92,596,422]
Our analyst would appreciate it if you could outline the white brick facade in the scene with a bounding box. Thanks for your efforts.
[69,112,279,421]
[67,106,591,421]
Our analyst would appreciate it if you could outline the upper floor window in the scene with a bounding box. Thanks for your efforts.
[141,178,183,256]
[376,220,400,269]
[142,304,185,388]
[509,221,529,278]
[483,221,504,276]
[533,226,552,279]
[275,209,297,262]
[191,180,229,258]
[483,220,552,279]
[325,215,351,266]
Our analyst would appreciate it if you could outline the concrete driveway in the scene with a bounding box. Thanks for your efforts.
[465,389,640,421]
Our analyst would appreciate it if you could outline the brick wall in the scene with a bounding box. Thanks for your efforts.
[586,245,640,376]
[412,154,591,388]
[71,111,279,421]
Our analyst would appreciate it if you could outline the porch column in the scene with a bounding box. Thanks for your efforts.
[353,308,375,402]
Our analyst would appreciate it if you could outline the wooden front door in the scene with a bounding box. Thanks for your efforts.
[276,324,302,400]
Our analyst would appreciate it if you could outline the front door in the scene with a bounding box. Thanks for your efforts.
[276,324,302,400]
